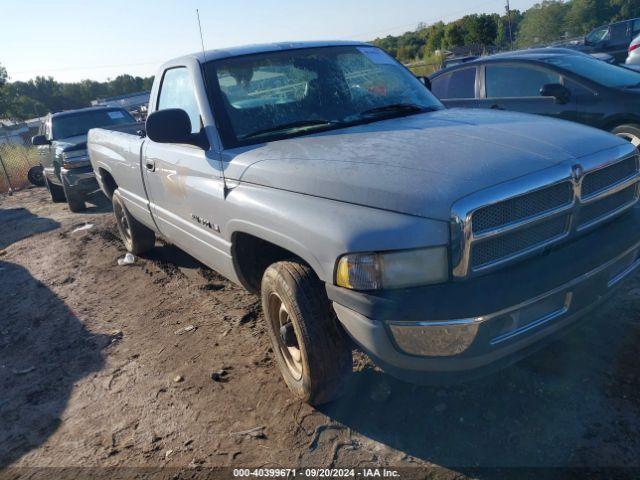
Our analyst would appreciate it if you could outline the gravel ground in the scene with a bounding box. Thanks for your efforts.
[1,187,640,478]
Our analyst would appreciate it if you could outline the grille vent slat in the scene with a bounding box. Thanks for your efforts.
[582,156,637,197]
[472,182,573,234]
[472,215,569,269]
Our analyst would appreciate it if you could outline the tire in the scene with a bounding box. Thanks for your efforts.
[62,176,86,212]
[44,176,66,203]
[611,124,640,148]
[112,190,156,255]
[27,166,45,187]
[261,260,352,405]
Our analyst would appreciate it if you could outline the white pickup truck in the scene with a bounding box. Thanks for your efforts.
[88,41,640,405]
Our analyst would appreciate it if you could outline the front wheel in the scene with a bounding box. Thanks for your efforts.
[612,124,640,147]
[112,190,156,255]
[261,261,352,405]
[62,177,86,212]
[44,176,66,203]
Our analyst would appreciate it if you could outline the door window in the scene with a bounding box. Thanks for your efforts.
[633,19,640,37]
[431,68,476,99]
[485,64,561,98]
[586,26,610,44]
[609,22,629,45]
[157,67,201,134]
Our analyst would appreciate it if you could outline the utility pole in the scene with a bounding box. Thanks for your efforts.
[506,0,514,50]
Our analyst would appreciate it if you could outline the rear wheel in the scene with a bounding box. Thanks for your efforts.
[112,190,155,255]
[612,124,640,147]
[45,176,66,203]
[27,166,45,187]
[261,260,352,405]
[62,177,86,212]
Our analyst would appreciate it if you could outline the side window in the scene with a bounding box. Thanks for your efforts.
[157,67,201,134]
[586,26,610,44]
[430,68,476,99]
[610,22,629,44]
[485,64,561,98]
[633,19,640,37]
[564,78,593,97]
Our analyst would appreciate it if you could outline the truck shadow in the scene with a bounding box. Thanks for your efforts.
[0,208,109,468]
[322,291,640,470]
[0,207,60,250]
[77,191,112,215]
[0,259,109,468]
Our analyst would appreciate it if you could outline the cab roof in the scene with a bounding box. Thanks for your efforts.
[51,105,126,118]
[168,40,371,65]
[431,48,594,77]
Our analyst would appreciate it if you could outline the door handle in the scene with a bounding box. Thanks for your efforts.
[490,104,504,110]
[145,159,156,172]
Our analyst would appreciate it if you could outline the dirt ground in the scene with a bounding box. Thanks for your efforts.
[1,187,640,478]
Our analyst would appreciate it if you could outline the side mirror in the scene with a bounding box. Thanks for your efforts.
[540,83,571,104]
[32,135,50,146]
[146,109,200,146]
[417,76,432,90]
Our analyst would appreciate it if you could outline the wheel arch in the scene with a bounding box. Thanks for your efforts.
[230,225,327,294]
[98,167,118,199]
[601,114,640,132]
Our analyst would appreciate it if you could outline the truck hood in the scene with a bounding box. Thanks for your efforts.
[222,109,628,220]
[53,134,88,154]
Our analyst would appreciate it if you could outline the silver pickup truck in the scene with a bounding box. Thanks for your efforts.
[88,41,640,405]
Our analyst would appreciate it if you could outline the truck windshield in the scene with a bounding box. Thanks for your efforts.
[206,45,443,147]
[52,109,135,140]
[542,55,640,88]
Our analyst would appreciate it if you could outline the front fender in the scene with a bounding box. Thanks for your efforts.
[223,183,450,283]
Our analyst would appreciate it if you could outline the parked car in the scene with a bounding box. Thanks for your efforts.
[430,50,640,145]
[558,18,640,63]
[32,106,137,212]
[88,41,640,405]
[626,34,640,66]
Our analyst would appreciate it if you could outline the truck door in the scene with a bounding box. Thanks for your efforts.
[142,65,229,273]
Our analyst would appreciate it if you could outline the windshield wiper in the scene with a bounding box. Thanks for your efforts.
[348,103,436,121]
[240,119,341,140]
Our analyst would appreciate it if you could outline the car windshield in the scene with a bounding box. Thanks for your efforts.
[52,109,135,140]
[542,55,640,88]
[205,45,442,146]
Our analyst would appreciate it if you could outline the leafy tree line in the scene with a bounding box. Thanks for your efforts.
[373,0,640,64]
[0,71,153,122]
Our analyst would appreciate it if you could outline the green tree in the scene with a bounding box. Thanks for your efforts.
[564,0,611,35]
[608,0,640,21]
[517,0,571,47]
[444,22,465,48]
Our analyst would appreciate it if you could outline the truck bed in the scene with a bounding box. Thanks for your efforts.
[87,124,155,229]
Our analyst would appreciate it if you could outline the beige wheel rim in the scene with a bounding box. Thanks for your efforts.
[268,292,303,380]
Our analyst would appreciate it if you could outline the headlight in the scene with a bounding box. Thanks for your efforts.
[335,247,448,290]
[62,150,90,169]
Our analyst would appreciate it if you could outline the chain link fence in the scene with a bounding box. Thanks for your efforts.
[0,131,40,194]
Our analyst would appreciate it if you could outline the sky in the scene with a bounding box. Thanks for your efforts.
[1,0,538,83]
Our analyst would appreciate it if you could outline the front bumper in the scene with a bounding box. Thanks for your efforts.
[328,207,640,384]
[60,166,98,194]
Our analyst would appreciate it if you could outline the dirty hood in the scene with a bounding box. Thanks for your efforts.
[53,134,88,154]
[223,109,629,220]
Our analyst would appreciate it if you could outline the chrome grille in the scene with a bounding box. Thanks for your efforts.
[452,153,640,278]
[578,184,638,228]
[472,182,573,234]
[472,215,569,268]
[582,156,638,197]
